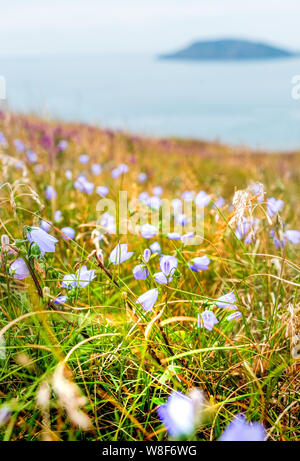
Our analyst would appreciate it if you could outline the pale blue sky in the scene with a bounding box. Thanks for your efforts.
[0,0,299,56]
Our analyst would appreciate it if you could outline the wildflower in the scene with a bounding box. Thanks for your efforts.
[140,223,158,239]
[0,132,7,146]
[79,154,89,164]
[45,185,57,200]
[181,232,194,244]
[75,266,96,288]
[138,172,147,183]
[109,243,133,265]
[143,248,151,262]
[9,258,30,279]
[96,186,109,197]
[54,210,62,222]
[61,227,75,240]
[138,191,149,203]
[133,264,149,280]
[216,292,237,310]
[65,170,72,180]
[74,175,94,194]
[91,163,102,175]
[198,310,218,331]
[54,296,68,305]
[14,160,25,170]
[61,274,77,289]
[99,212,116,234]
[195,191,211,208]
[189,256,210,272]
[14,139,25,152]
[167,232,181,240]
[160,255,178,274]
[219,414,266,441]
[40,219,52,233]
[267,197,283,218]
[146,196,161,210]
[176,213,190,226]
[0,406,11,426]
[226,311,242,321]
[155,255,177,285]
[213,197,226,209]
[27,227,58,255]
[1,235,14,254]
[153,186,163,196]
[150,241,161,253]
[58,140,68,151]
[26,150,37,163]
[249,182,264,203]
[157,390,205,439]
[181,190,194,201]
[284,230,300,244]
[235,217,259,244]
[136,288,159,312]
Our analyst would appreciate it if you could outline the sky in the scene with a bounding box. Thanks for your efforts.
[0,0,299,56]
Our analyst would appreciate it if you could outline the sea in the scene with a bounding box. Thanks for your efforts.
[1,53,300,150]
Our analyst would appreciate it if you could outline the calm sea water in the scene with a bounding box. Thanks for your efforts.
[1,53,300,150]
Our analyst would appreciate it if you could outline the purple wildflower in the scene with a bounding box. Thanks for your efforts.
[9,258,30,280]
[133,264,149,280]
[189,256,210,272]
[219,414,266,441]
[267,197,284,218]
[96,186,109,197]
[61,227,75,240]
[136,288,159,312]
[140,224,158,239]
[45,186,57,200]
[216,292,237,310]
[27,227,58,255]
[198,310,218,331]
[109,243,133,265]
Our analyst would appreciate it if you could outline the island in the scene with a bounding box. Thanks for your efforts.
[159,38,297,61]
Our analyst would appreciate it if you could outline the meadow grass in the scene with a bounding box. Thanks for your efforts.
[0,113,299,441]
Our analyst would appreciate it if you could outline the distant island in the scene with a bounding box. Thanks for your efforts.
[159,38,297,61]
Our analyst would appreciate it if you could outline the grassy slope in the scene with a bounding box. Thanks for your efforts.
[0,113,299,441]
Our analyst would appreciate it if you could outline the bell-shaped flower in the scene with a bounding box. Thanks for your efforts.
[45,185,57,200]
[198,310,218,331]
[195,191,211,208]
[61,273,77,289]
[75,265,96,288]
[27,227,58,256]
[157,389,205,439]
[91,164,102,175]
[133,264,149,280]
[216,292,237,310]
[226,311,242,321]
[9,258,30,280]
[96,186,109,197]
[109,243,133,265]
[61,227,76,240]
[143,249,151,262]
[267,197,283,218]
[150,241,161,254]
[189,256,210,272]
[136,288,159,312]
[219,414,266,441]
[140,224,158,239]
[284,230,300,244]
